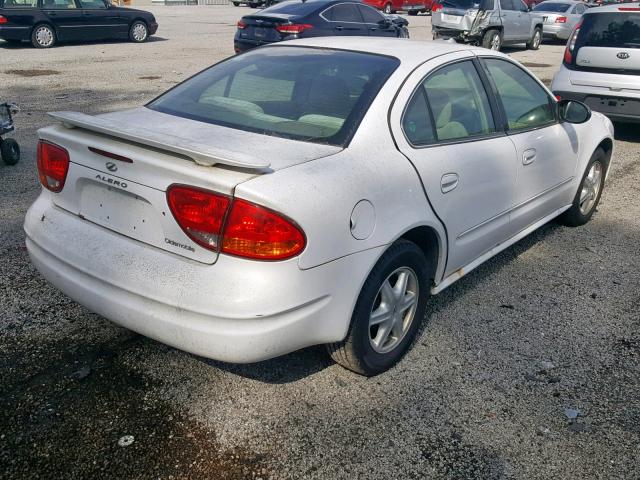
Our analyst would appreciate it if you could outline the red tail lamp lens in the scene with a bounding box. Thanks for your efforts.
[237,20,246,29]
[167,185,230,251]
[276,24,313,34]
[431,3,443,12]
[222,199,305,260]
[37,140,70,193]
[0,15,8,24]
[555,16,567,23]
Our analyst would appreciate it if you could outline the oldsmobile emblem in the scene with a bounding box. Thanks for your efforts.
[106,161,118,172]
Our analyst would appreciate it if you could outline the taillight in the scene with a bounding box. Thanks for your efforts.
[555,16,567,23]
[167,185,230,251]
[222,199,305,260]
[37,140,70,193]
[275,24,313,34]
[0,15,8,24]
[167,185,305,260]
[563,20,581,65]
[619,7,640,11]
[431,3,443,11]
[237,20,246,29]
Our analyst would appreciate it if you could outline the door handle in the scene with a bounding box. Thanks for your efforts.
[335,25,344,31]
[522,148,537,165]
[441,173,459,193]
[46,10,57,15]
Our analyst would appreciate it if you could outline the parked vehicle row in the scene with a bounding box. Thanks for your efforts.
[0,0,157,48]
[234,0,409,53]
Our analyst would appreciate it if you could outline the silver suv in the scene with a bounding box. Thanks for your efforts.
[552,3,640,123]
[432,0,544,50]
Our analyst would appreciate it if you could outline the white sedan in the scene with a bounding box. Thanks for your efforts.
[25,38,614,376]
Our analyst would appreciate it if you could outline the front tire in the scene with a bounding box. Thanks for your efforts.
[383,2,393,14]
[327,240,430,376]
[559,148,607,227]
[526,27,542,50]
[481,29,502,51]
[0,138,21,166]
[408,10,418,15]
[31,24,56,49]
[129,20,149,43]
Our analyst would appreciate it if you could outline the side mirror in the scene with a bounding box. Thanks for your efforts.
[558,99,591,124]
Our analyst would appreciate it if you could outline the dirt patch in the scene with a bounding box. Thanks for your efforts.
[139,76,162,80]
[6,69,61,77]
[0,336,270,480]
[521,62,553,68]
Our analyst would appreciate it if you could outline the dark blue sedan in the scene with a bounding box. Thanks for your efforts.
[234,0,409,53]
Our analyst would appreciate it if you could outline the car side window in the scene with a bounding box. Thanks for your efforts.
[2,0,38,8]
[516,0,528,12]
[402,61,496,144]
[483,58,555,131]
[574,4,585,14]
[500,0,514,11]
[324,3,363,23]
[42,0,77,9]
[78,0,106,8]
[358,4,384,23]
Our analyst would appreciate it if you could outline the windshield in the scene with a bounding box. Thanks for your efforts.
[148,47,399,147]
[533,2,571,12]
[577,12,640,49]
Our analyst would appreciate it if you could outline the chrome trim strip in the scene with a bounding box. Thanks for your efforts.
[457,176,574,239]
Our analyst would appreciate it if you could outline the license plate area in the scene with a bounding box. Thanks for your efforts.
[441,13,462,24]
[254,27,266,38]
[585,95,639,115]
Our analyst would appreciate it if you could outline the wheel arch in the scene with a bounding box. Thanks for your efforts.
[398,224,445,287]
[30,21,57,38]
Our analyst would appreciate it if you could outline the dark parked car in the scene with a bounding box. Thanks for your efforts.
[234,0,409,54]
[0,0,157,48]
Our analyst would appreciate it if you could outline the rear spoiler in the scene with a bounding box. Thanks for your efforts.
[48,111,271,170]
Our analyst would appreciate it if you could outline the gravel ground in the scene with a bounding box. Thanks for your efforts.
[1,7,639,479]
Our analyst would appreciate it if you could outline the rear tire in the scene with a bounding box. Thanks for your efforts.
[31,24,56,49]
[481,29,501,50]
[129,20,149,43]
[326,240,430,376]
[0,138,21,166]
[526,27,542,50]
[559,148,607,227]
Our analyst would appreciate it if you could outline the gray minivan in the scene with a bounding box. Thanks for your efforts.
[432,0,544,51]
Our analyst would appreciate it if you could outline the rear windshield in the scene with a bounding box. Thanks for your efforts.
[259,0,319,15]
[441,0,493,10]
[533,2,571,12]
[577,12,640,49]
[148,47,400,147]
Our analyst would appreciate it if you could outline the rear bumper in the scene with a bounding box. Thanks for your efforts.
[0,25,31,41]
[432,26,477,42]
[149,22,159,35]
[234,38,275,53]
[554,90,640,123]
[24,193,382,363]
[542,23,571,39]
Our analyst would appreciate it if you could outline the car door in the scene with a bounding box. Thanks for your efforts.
[76,0,124,40]
[499,0,518,40]
[480,57,579,233]
[40,0,84,41]
[357,3,396,37]
[514,0,531,39]
[320,3,367,36]
[390,53,519,276]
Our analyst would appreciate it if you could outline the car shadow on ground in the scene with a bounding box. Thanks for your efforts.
[614,122,640,143]
[0,36,168,49]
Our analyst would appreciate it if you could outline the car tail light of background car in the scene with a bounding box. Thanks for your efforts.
[37,140,70,193]
[431,3,443,11]
[167,185,306,260]
[236,20,246,29]
[0,15,8,24]
[555,16,567,23]
[563,20,581,65]
[275,24,313,34]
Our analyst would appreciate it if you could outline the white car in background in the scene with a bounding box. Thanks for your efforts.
[25,38,614,376]
[552,3,640,122]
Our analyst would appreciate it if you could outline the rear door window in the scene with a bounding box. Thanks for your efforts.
[576,12,640,49]
[42,0,77,8]
[324,3,363,22]
[533,2,571,12]
[358,4,384,23]
[500,0,515,10]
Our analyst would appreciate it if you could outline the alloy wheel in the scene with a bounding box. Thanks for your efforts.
[132,23,148,42]
[35,26,54,47]
[491,33,501,50]
[368,267,419,354]
[579,161,602,215]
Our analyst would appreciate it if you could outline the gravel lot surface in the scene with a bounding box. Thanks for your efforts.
[1,6,639,479]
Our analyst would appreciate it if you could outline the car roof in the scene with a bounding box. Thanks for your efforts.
[587,1,640,12]
[268,37,482,66]
[536,0,583,4]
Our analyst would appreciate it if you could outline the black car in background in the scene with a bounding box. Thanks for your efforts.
[234,0,409,53]
[0,0,157,48]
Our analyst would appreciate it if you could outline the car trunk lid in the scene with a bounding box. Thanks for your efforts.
[239,14,295,43]
[39,107,341,264]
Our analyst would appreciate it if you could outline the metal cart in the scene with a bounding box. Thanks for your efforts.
[0,103,20,166]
